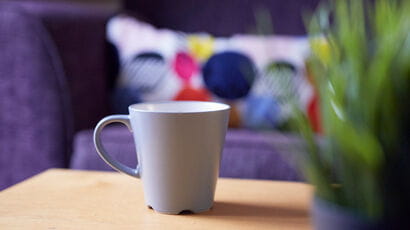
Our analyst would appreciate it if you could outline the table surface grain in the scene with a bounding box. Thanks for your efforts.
[0,169,313,230]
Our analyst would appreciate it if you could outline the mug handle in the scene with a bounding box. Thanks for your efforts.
[93,115,140,178]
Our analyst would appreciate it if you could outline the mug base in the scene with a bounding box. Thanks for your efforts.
[148,205,212,215]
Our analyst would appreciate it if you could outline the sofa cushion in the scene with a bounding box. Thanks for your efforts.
[71,126,303,181]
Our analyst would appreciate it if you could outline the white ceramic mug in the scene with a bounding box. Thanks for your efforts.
[93,101,230,214]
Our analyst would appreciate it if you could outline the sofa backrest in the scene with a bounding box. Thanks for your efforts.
[13,1,115,132]
[123,0,321,36]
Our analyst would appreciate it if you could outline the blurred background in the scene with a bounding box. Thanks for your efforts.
[0,0,322,190]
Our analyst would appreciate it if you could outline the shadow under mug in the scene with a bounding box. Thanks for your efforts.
[93,101,230,214]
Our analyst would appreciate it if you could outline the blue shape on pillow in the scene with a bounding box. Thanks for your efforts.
[244,95,281,129]
[111,87,141,114]
[202,51,256,99]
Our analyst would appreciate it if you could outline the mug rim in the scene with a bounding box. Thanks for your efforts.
[128,101,230,114]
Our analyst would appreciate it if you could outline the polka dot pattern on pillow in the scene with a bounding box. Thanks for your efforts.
[107,15,314,130]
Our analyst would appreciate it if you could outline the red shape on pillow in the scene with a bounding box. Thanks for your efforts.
[173,86,211,101]
[173,52,199,83]
[308,94,322,134]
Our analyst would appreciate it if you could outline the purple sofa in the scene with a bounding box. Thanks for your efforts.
[0,0,319,190]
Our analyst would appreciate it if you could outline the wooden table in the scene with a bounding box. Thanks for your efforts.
[0,169,313,229]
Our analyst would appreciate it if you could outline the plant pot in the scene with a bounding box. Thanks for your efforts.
[312,196,383,230]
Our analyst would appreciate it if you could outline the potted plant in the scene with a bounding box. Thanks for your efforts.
[292,0,410,229]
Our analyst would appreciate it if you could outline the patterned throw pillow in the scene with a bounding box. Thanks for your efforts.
[107,15,314,130]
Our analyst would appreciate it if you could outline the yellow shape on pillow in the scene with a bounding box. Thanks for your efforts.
[310,37,331,65]
[188,35,214,61]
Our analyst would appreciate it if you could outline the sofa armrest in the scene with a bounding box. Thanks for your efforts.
[0,3,73,189]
